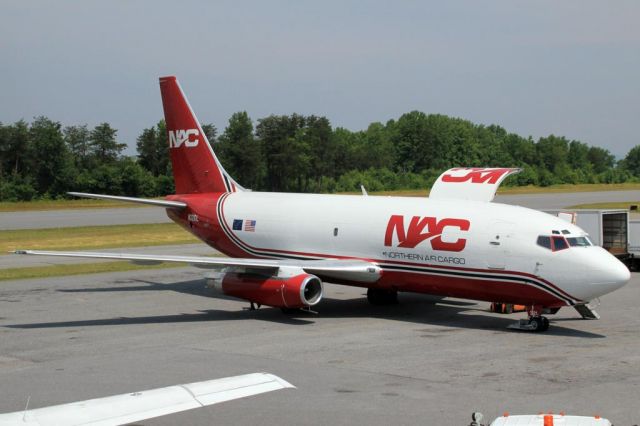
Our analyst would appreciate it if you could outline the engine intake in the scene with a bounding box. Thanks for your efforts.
[208,272,323,309]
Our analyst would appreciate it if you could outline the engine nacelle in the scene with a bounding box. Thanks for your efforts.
[207,272,323,309]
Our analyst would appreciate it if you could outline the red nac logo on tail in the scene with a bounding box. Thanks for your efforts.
[169,129,200,148]
[441,167,512,184]
[384,215,470,251]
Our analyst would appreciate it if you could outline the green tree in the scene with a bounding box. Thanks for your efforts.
[118,157,156,196]
[536,135,569,173]
[136,121,168,176]
[64,124,91,169]
[622,145,640,176]
[256,114,307,191]
[218,112,264,189]
[588,146,615,174]
[1,120,32,177]
[90,123,125,163]
[29,116,75,196]
[201,123,217,145]
[304,115,334,188]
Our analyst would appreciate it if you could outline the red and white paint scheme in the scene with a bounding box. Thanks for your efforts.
[16,76,630,332]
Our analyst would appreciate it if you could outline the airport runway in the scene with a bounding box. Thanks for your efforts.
[1,190,638,230]
[0,207,169,230]
[0,268,639,425]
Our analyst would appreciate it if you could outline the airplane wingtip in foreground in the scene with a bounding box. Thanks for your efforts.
[0,372,294,426]
[15,76,631,332]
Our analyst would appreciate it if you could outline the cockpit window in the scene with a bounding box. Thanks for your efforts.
[561,229,570,235]
[537,235,573,251]
[552,236,569,251]
[537,236,551,249]
[567,236,592,247]
[552,230,560,235]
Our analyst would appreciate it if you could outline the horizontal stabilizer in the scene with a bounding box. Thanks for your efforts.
[68,192,187,209]
[429,167,521,202]
[0,373,293,426]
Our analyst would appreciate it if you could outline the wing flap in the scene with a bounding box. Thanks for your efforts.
[429,167,521,202]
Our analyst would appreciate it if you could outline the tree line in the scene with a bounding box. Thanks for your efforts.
[2,111,640,201]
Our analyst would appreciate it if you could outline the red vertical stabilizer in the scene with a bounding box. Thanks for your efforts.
[159,76,242,194]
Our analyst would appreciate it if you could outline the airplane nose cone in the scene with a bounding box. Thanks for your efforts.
[609,258,631,290]
[586,249,630,299]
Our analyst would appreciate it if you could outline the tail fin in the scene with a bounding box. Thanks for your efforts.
[159,76,243,194]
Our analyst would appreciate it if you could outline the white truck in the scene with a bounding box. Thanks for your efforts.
[469,412,612,425]
[628,218,640,270]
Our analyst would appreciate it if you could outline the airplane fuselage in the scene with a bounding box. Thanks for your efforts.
[167,191,630,308]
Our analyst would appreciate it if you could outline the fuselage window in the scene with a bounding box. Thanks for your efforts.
[552,236,569,251]
[537,236,552,250]
[567,236,592,247]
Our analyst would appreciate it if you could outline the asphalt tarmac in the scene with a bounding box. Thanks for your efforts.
[1,189,638,230]
[1,189,639,425]
[0,268,638,425]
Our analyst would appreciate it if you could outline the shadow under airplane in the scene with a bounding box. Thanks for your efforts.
[3,277,605,339]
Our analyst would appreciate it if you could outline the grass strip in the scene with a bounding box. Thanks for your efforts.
[1,223,199,255]
[0,261,183,281]
[566,201,640,210]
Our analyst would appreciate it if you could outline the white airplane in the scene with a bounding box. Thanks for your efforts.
[16,76,631,332]
[0,372,293,426]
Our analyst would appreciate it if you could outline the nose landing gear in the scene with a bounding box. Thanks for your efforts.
[527,315,550,332]
[506,305,550,332]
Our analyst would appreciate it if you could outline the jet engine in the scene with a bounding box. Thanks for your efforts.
[207,271,323,309]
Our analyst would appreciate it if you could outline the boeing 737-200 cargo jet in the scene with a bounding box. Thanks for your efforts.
[16,76,631,332]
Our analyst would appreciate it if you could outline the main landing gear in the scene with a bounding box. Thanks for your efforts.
[507,305,550,332]
[367,288,398,305]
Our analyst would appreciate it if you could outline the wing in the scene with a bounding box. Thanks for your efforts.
[14,250,382,283]
[429,167,521,202]
[0,373,293,426]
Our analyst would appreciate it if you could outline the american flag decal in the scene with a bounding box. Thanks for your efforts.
[244,219,256,232]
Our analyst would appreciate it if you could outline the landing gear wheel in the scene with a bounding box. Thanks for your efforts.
[541,316,550,331]
[528,317,540,331]
[528,316,549,332]
[367,288,398,305]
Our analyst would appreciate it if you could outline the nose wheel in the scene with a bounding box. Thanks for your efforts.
[528,315,550,332]
[506,305,551,332]
[507,316,550,332]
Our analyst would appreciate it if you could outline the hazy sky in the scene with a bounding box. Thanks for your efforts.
[1,1,639,157]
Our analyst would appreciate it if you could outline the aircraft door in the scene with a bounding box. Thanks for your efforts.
[486,221,515,270]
